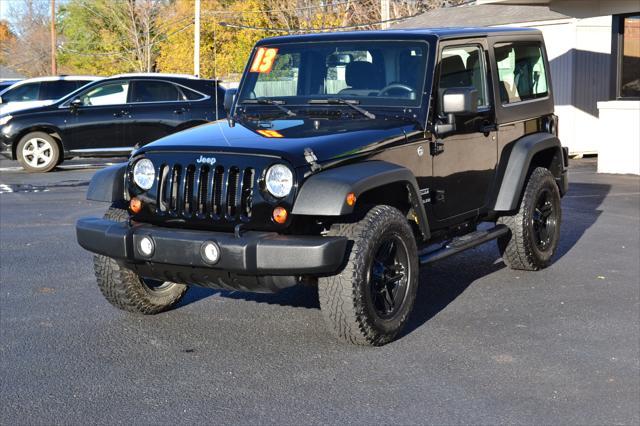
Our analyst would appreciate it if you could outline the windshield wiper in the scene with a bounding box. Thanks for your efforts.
[241,98,296,117]
[308,98,375,119]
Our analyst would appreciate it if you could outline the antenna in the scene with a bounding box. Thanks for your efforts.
[213,21,219,122]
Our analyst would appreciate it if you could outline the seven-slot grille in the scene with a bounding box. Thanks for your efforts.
[156,163,255,221]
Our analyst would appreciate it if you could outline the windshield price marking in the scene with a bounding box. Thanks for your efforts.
[250,47,278,73]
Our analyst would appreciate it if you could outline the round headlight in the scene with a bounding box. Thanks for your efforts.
[265,164,293,198]
[133,158,155,190]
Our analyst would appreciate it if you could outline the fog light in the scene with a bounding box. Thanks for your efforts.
[272,206,288,224]
[201,241,220,264]
[346,192,357,207]
[130,197,142,214]
[139,235,155,257]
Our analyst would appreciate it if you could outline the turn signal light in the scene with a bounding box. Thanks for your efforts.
[129,197,142,214]
[346,192,357,207]
[272,206,288,224]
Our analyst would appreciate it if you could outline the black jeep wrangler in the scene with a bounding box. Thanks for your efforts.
[76,28,568,346]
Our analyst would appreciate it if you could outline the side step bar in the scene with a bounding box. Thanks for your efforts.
[419,224,510,265]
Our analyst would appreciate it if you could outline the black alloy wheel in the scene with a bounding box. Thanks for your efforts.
[368,235,410,319]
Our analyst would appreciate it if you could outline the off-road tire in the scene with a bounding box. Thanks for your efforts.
[93,204,187,314]
[318,205,419,346]
[497,167,562,271]
[16,132,60,173]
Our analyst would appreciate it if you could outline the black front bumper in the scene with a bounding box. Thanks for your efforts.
[76,218,348,292]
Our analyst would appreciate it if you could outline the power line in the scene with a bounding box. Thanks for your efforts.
[218,11,423,33]
[59,20,194,57]
[201,0,423,16]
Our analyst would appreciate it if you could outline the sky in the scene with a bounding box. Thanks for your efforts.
[0,0,68,25]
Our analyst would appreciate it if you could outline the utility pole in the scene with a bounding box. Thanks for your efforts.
[380,0,390,30]
[50,0,57,75]
[194,0,200,77]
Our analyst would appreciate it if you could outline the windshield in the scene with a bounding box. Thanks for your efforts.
[237,40,429,110]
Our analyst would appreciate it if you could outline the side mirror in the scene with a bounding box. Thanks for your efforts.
[223,88,237,115]
[435,88,478,135]
[442,87,478,115]
[69,98,82,112]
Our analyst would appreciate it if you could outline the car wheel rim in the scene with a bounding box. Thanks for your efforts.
[142,278,174,293]
[368,234,410,319]
[532,188,556,251]
[22,138,54,169]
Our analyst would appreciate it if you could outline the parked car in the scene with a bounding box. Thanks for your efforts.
[0,79,22,92]
[0,73,225,172]
[76,28,568,346]
[0,75,100,115]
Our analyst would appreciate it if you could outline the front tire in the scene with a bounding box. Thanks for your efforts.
[16,132,60,173]
[93,204,188,314]
[497,167,562,270]
[318,205,419,346]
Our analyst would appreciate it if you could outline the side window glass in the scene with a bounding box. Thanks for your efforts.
[180,86,205,100]
[131,81,181,103]
[3,83,40,102]
[80,82,129,106]
[494,42,548,104]
[439,45,489,107]
[40,81,78,100]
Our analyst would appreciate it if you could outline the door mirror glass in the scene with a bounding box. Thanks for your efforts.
[223,88,237,114]
[435,88,478,136]
[442,87,478,115]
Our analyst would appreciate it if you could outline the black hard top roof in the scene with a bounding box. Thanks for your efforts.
[257,27,540,45]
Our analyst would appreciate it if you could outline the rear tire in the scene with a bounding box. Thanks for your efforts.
[497,167,562,270]
[318,205,419,346]
[16,132,60,173]
[93,204,187,314]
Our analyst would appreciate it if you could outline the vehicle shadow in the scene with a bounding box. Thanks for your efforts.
[179,181,610,335]
[553,182,609,260]
[178,283,320,310]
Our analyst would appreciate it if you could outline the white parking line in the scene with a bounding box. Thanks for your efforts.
[0,162,118,172]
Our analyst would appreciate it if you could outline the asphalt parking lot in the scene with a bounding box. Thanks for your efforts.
[0,156,638,425]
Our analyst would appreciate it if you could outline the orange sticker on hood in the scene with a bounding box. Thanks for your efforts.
[256,129,284,138]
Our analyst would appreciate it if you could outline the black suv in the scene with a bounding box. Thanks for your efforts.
[76,28,568,346]
[0,74,225,172]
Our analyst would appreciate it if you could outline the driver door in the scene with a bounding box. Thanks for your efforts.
[431,42,498,223]
[66,80,130,153]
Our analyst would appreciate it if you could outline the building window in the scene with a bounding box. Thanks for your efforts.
[615,14,640,99]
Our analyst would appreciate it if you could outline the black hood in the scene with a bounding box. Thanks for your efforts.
[135,117,419,167]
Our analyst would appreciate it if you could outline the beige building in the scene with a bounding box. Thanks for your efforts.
[395,0,640,174]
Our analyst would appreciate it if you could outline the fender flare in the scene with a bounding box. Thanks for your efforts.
[292,160,430,240]
[493,132,564,211]
[86,163,128,202]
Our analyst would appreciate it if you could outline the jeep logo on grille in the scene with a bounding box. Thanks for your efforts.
[196,155,216,165]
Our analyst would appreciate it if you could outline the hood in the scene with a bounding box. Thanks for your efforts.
[136,117,418,167]
[0,100,54,115]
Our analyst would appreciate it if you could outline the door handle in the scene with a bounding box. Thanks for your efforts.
[480,122,497,135]
[173,107,186,114]
[113,110,129,118]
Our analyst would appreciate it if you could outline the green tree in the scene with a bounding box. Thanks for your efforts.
[58,0,167,75]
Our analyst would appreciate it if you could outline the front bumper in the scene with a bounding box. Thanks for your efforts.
[76,217,348,292]
[0,133,12,159]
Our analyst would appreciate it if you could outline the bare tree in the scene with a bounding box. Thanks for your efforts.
[2,0,52,77]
